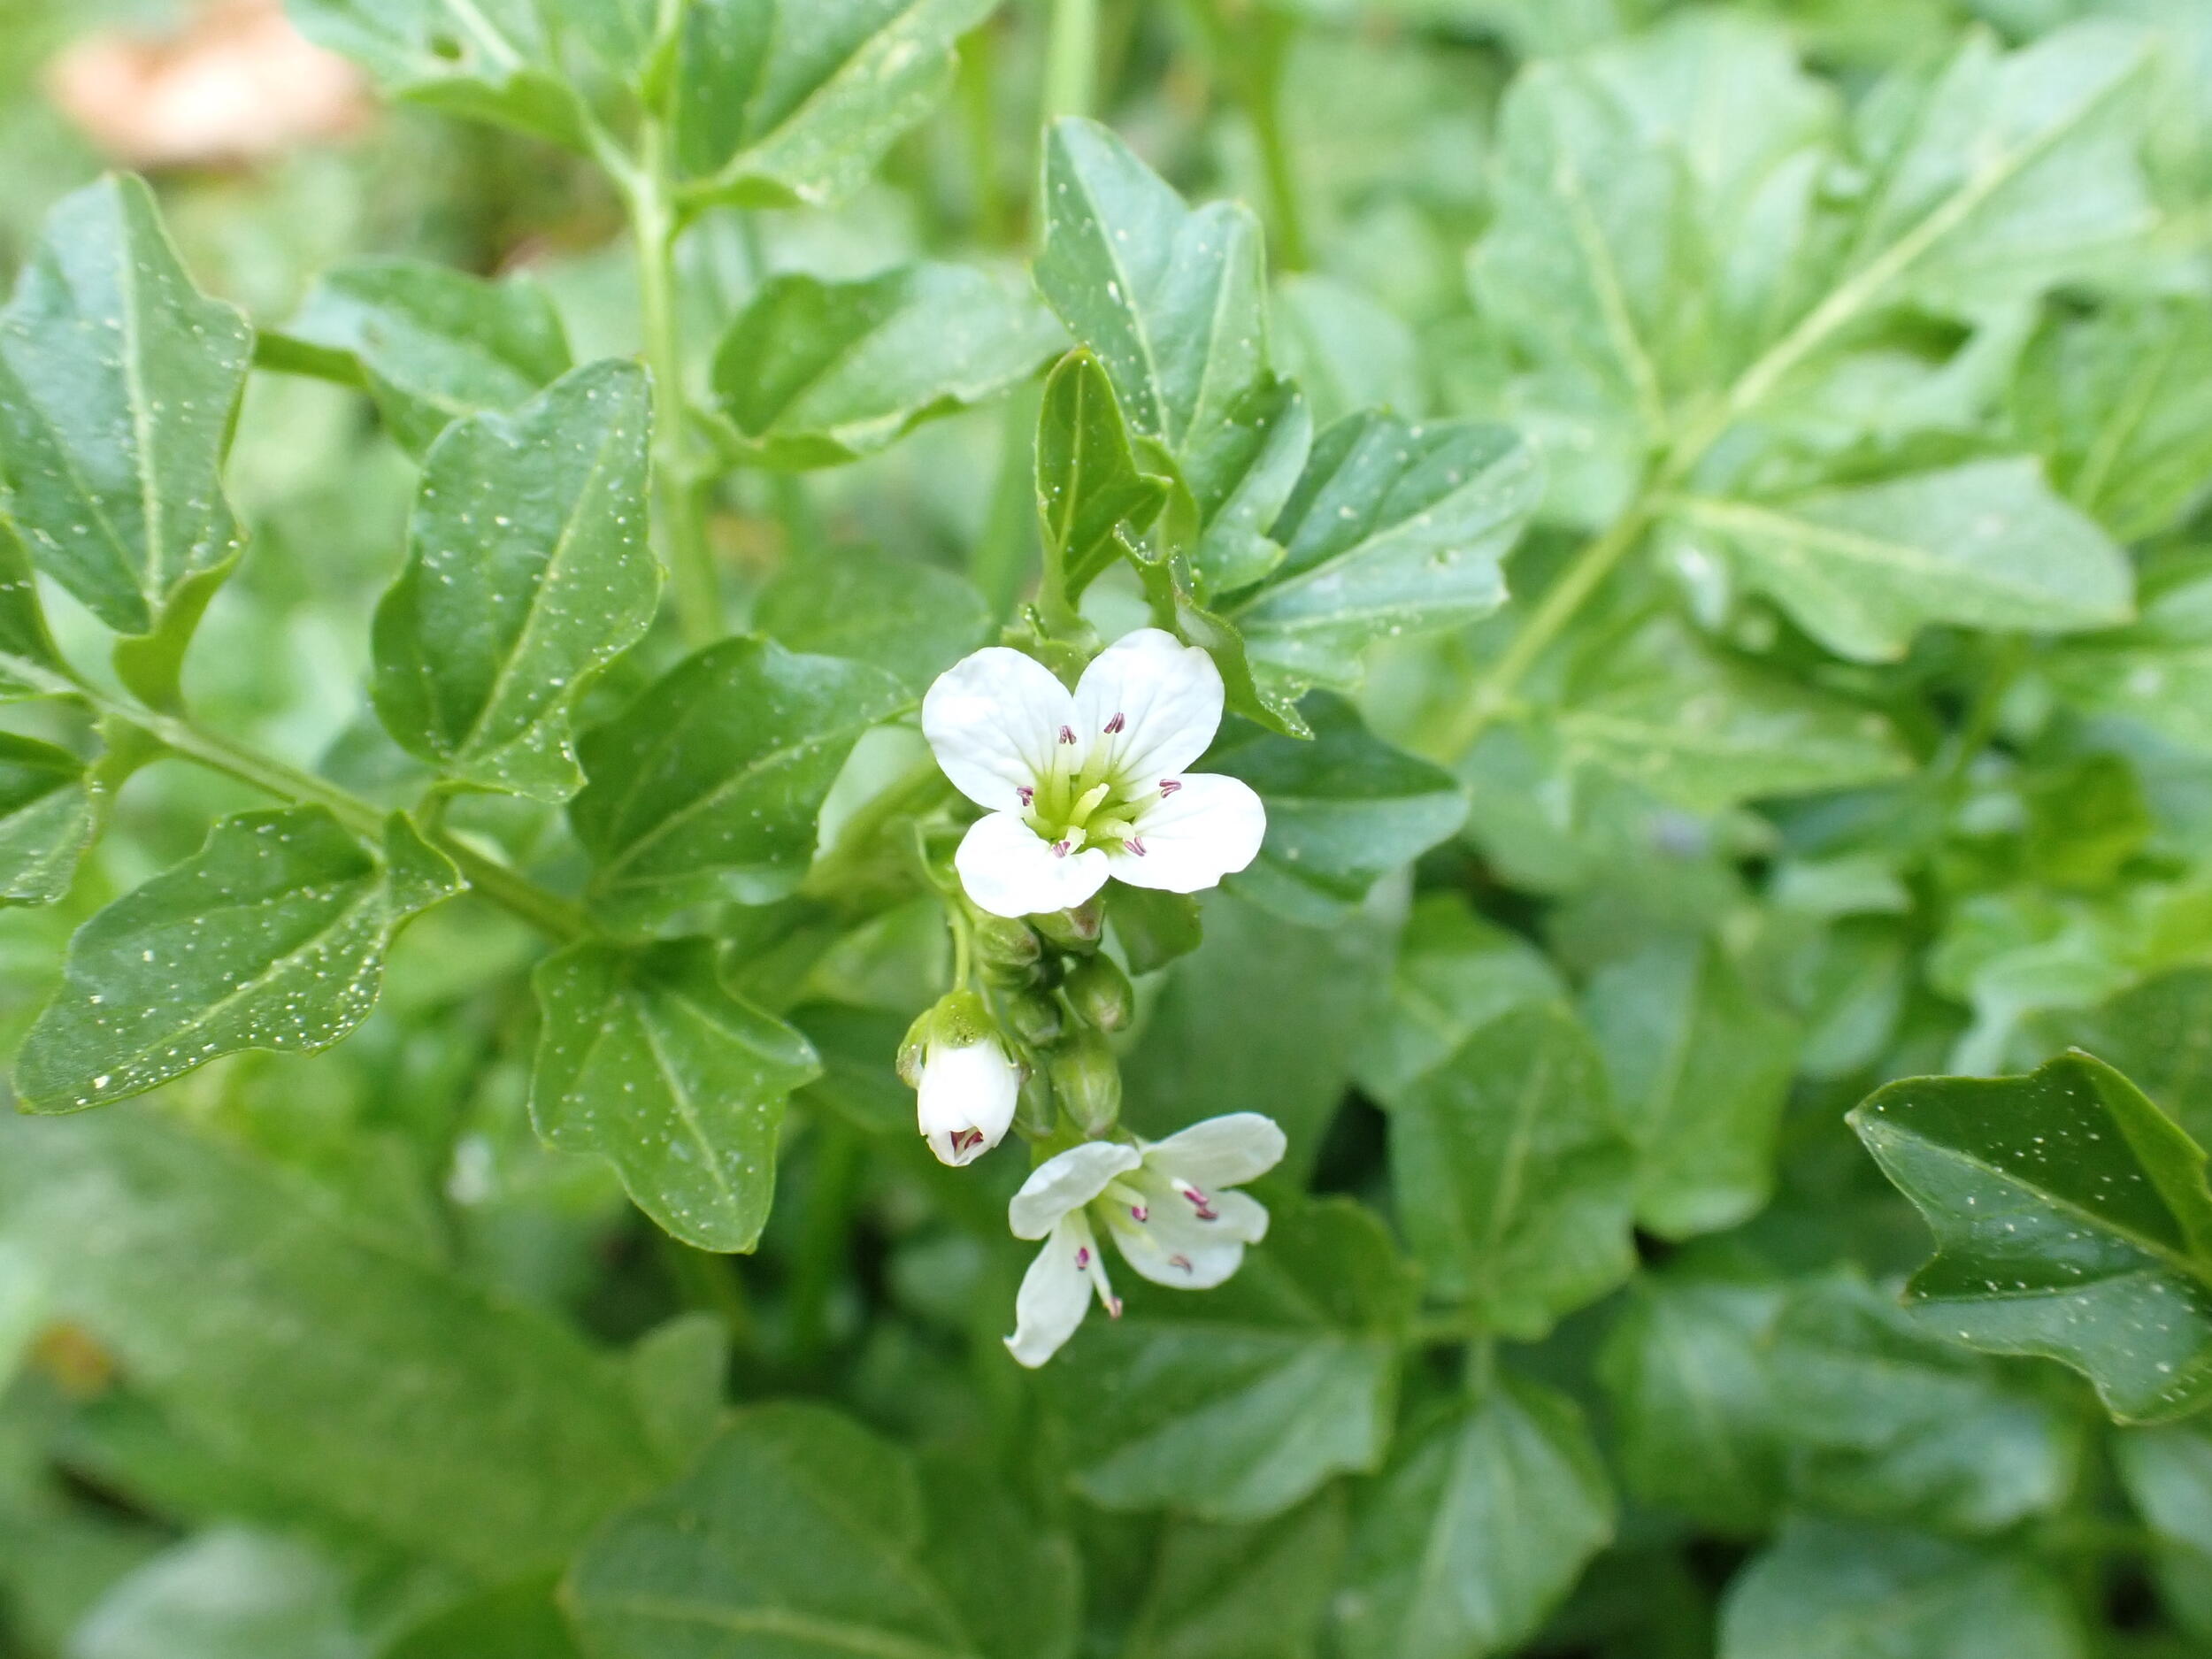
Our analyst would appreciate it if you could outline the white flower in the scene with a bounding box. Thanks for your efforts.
[1002,1113,1287,1368]
[921,629,1267,919]
[902,993,1020,1167]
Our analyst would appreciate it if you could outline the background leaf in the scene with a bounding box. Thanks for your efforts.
[0,733,96,906]
[754,546,992,697]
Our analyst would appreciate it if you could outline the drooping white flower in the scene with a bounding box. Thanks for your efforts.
[921,629,1267,920]
[1002,1112,1287,1367]
[901,993,1020,1167]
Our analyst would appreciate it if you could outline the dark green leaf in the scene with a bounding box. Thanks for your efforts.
[282,257,571,457]
[1181,374,1311,601]
[1125,1491,1347,1659]
[385,1578,584,1659]
[712,263,1060,469]
[0,516,77,700]
[1109,887,1204,978]
[673,0,1000,208]
[288,0,584,148]
[571,636,907,920]
[1585,933,1801,1238]
[1035,349,1171,598]
[530,939,819,1253]
[15,808,462,1113]
[0,175,250,639]
[1390,1002,1635,1339]
[791,1002,914,1135]
[2060,969,2212,1148]
[918,1459,1082,1659]
[0,1111,660,1577]
[1049,1200,1411,1522]
[1336,1375,1614,1659]
[1209,694,1467,925]
[371,359,657,801]
[1034,119,1270,457]
[1352,893,1563,1107]
[1767,1272,2081,1532]
[1599,1271,1787,1533]
[1669,460,2133,664]
[0,733,96,906]
[566,1402,1029,1658]
[1233,414,1539,691]
[1851,1049,2212,1423]
[1718,1519,2085,1659]
[755,545,991,698]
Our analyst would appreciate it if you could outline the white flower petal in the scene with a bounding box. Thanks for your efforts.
[923,646,1074,813]
[1009,1141,1143,1239]
[1106,773,1266,894]
[1144,1112,1288,1190]
[955,812,1111,918]
[1072,628,1225,784]
[1102,1196,1256,1288]
[917,1038,1019,1166]
[1004,1217,1094,1368]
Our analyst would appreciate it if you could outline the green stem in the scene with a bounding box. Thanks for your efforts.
[1222,5,1309,271]
[626,118,723,648]
[96,695,590,941]
[1043,0,1099,121]
[957,24,1010,244]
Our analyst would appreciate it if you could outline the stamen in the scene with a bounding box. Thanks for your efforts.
[1017,785,1033,806]
[1076,1247,1091,1269]
[1058,726,1077,745]
[1130,1205,1148,1222]
[1176,1181,1217,1222]
[1169,1254,1193,1273]
[951,1128,983,1156]
[1106,1295,1124,1318]
[1159,779,1182,796]
[1052,840,1071,858]
[1125,837,1147,856]
[1104,711,1125,734]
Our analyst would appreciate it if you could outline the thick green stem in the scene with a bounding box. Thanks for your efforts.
[1043,0,1099,121]
[627,119,723,648]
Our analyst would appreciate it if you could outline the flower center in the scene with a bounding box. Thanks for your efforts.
[1023,712,1153,853]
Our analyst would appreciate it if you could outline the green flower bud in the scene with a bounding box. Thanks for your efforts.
[972,913,1041,972]
[1003,987,1064,1048]
[1064,955,1134,1033]
[1035,895,1104,952]
[1048,1026,1122,1137]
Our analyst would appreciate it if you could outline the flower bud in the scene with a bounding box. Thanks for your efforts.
[1048,1026,1122,1138]
[905,992,1020,1167]
[972,913,1041,973]
[1064,956,1134,1033]
[1034,895,1104,952]
[1003,987,1064,1048]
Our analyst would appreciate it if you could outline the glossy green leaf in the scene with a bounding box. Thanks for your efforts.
[68,1530,358,1659]
[0,733,96,906]
[1851,1049,2212,1423]
[1048,1201,1411,1522]
[0,175,250,639]
[287,0,583,148]
[1208,694,1467,925]
[1598,1271,1787,1533]
[1125,1492,1347,1659]
[530,940,819,1253]
[711,264,1061,469]
[672,0,1000,208]
[1233,413,1540,691]
[1352,893,1563,1107]
[2046,557,2212,755]
[14,808,462,1113]
[0,517,78,701]
[1767,1272,2081,1532]
[0,1111,660,1577]
[1718,1519,2085,1659]
[1552,619,1912,812]
[1180,374,1311,602]
[566,1402,1055,1658]
[372,359,657,802]
[282,257,571,457]
[1034,119,1270,457]
[2061,969,2212,1148]
[1337,1375,1614,1659]
[755,545,992,697]
[1388,1001,1635,1339]
[1123,890,1392,1179]
[2013,299,2212,542]
[1035,349,1171,598]
[1585,933,1801,1238]
[1670,460,2133,664]
[571,636,907,920]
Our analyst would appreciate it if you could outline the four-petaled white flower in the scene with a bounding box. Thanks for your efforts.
[922,629,1267,919]
[1002,1112,1287,1368]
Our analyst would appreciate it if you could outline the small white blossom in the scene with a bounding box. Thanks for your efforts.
[921,629,1267,919]
[1002,1113,1287,1367]
[902,994,1020,1167]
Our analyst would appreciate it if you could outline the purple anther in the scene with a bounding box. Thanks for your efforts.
[1169,1254,1193,1273]
[1130,1205,1148,1222]
[1017,785,1034,805]
[1159,779,1182,796]
[1076,1247,1091,1269]
[1125,837,1147,856]
[1052,840,1072,858]
[1104,712,1125,734]
[1058,726,1077,745]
